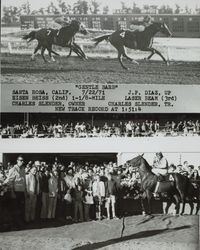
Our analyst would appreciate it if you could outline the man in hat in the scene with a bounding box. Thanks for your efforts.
[152,152,169,176]
[4,155,26,226]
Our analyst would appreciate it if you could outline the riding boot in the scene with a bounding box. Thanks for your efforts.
[157,174,165,182]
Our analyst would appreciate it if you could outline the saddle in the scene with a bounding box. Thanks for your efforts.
[157,173,175,182]
[125,30,139,40]
[47,28,70,47]
[154,174,174,193]
[121,30,138,50]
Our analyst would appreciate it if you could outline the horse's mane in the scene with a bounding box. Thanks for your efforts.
[128,155,152,172]
[139,156,153,172]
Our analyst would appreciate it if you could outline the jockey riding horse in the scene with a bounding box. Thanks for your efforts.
[23,17,88,62]
[93,15,172,70]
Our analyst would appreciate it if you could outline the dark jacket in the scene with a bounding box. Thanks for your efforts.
[105,179,117,197]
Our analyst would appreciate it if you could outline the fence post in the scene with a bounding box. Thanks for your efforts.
[8,42,12,54]
[166,46,170,61]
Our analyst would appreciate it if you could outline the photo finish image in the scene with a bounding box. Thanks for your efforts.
[0,0,200,249]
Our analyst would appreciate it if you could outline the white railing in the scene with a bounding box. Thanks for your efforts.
[2,37,200,61]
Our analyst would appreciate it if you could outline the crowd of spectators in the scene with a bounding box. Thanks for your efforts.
[1,119,200,138]
[0,156,200,231]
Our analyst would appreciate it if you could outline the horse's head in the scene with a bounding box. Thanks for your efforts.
[70,20,88,35]
[158,22,172,37]
[125,154,144,170]
[125,154,153,174]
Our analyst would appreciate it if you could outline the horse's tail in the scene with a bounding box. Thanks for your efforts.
[22,31,36,43]
[93,34,111,47]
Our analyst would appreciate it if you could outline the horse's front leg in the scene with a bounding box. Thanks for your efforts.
[152,49,169,65]
[73,42,87,60]
[123,51,139,65]
[144,48,169,65]
[147,50,155,60]
[146,190,153,215]
[68,44,84,59]
[66,47,72,58]
[71,44,87,60]
[153,48,169,65]
[140,195,146,216]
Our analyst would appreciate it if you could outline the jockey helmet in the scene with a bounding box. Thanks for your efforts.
[144,15,152,23]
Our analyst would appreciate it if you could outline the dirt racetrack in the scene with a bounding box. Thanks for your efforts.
[0,215,199,250]
[1,53,200,85]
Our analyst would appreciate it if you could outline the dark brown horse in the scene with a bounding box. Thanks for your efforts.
[22,20,88,62]
[126,155,193,215]
[93,22,172,70]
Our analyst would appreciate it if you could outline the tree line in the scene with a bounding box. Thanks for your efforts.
[2,0,200,25]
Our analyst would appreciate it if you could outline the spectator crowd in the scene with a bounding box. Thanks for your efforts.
[0,155,200,231]
[1,119,200,138]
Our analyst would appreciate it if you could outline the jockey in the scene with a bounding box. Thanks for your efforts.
[54,16,72,28]
[152,152,169,176]
[47,16,72,43]
[46,16,71,30]
[130,15,152,32]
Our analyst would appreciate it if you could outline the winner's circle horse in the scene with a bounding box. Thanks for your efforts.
[93,22,172,70]
[125,155,199,216]
[22,19,88,62]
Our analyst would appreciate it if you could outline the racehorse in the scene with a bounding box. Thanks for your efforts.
[22,19,88,62]
[93,22,172,70]
[125,155,194,215]
[164,177,200,215]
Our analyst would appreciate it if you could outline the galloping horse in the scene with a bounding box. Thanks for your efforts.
[93,22,172,70]
[126,155,198,215]
[22,20,88,62]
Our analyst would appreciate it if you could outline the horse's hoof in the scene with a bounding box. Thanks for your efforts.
[50,57,56,62]
[131,60,139,65]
